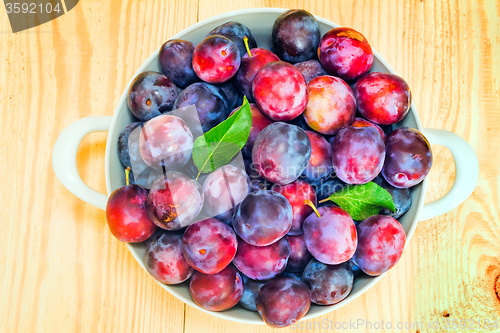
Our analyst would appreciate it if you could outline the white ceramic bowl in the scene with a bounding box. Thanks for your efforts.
[53,8,479,325]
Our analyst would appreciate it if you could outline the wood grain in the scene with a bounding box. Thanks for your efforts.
[0,0,499,332]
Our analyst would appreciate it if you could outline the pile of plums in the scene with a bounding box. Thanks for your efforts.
[107,9,432,328]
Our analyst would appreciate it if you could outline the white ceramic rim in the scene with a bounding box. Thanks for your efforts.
[103,8,428,325]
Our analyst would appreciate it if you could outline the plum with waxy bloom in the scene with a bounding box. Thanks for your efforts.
[256,277,311,328]
[117,122,142,170]
[139,115,193,170]
[203,165,250,222]
[252,122,311,185]
[207,22,257,57]
[233,190,292,246]
[286,235,313,272]
[332,126,386,185]
[303,205,357,265]
[144,232,194,284]
[159,39,199,87]
[239,275,265,311]
[173,82,229,134]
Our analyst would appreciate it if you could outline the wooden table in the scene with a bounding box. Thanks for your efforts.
[1,0,499,332]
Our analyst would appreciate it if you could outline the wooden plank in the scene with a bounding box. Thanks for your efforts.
[0,0,198,332]
[1,0,499,332]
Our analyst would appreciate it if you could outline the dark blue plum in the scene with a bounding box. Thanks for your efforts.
[382,127,432,188]
[302,259,353,305]
[217,79,239,109]
[349,260,363,279]
[286,235,312,272]
[313,177,346,204]
[294,60,328,83]
[117,122,142,169]
[127,71,178,121]
[272,9,320,63]
[159,39,199,87]
[144,232,194,284]
[173,82,228,133]
[287,115,312,131]
[373,175,412,219]
[207,22,257,57]
[239,275,265,312]
[126,124,150,185]
[379,124,394,137]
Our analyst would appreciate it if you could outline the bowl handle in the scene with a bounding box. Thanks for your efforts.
[52,116,113,211]
[418,128,479,221]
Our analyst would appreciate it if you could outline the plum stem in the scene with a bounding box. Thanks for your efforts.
[125,167,131,186]
[318,198,330,204]
[304,199,321,217]
[243,36,252,57]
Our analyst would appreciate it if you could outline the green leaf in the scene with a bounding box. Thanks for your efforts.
[321,182,396,221]
[192,96,252,178]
